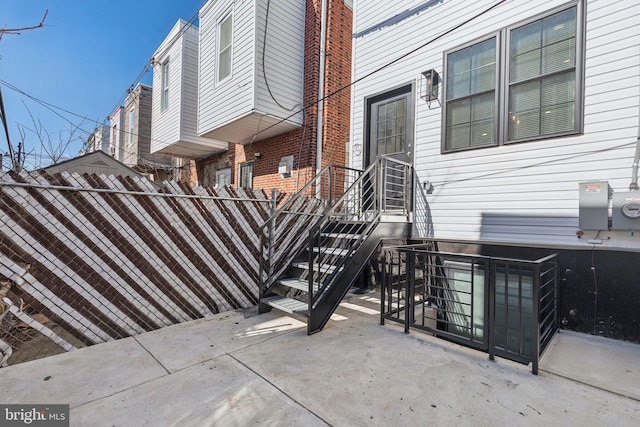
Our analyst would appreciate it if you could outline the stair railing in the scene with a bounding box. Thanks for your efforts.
[259,165,362,297]
[307,156,413,308]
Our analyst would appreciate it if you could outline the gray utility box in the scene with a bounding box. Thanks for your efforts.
[612,191,640,230]
[578,181,612,230]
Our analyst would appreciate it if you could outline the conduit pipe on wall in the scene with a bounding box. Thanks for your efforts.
[316,0,328,177]
[629,93,640,190]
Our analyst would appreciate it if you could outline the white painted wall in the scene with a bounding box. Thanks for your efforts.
[151,20,226,158]
[198,0,305,137]
[350,0,640,250]
[109,107,125,161]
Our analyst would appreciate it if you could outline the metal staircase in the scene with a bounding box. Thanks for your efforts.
[259,156,412,334]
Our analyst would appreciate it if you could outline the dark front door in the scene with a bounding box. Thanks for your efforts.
[366,85,414,211]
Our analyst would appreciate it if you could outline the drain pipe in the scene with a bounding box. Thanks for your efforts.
[630,137,640,191]
[316,0,328,178]
[629,63,640,191]
[629,100,640,190]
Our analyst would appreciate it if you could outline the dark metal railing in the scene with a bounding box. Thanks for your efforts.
[381,244,558,374]
[258,164,362,295]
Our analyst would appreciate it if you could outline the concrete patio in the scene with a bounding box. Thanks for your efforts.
[1,292,639,426]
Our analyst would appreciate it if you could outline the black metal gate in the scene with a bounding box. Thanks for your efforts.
[381,245,558,374]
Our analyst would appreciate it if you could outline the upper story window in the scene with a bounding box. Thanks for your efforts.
[128,108,135,147]
[443,3,582,153]
[217,13,233,82]
[161,60,170,111]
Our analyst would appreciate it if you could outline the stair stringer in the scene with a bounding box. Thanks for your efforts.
[307,221,412,334]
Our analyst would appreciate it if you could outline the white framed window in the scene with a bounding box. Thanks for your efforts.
[239,161,254,189]
[443,2,583,153]
[128,108,135,147]
[161,60,169,111]
[215,168,232,188]
[217,13,233,82]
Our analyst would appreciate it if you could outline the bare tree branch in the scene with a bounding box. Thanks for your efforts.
[21,101,85,167]
[0,10,48,41]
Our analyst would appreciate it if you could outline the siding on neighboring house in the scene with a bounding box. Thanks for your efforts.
[197,0,305,142]
[151,20,226,158]
[350,0,640,250]
[88,125,110,153]
[109,106,125,161]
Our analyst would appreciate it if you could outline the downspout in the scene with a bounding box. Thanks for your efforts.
[629,98,640,190]
[630,137,640,190]
[316,0,329,177]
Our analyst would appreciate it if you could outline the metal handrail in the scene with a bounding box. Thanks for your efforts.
[259,155,413,312]
[306,156,413,306]
[259,164,363,293]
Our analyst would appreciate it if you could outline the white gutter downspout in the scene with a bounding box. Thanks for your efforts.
[629,136,640,190]
[629,98,640,190]
[316,0,329,177]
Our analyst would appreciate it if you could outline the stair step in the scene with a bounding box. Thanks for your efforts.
[277,277,319,293]
[312,247,350,257]
[321,232,362,240]
[263,296,309,317]
[292,262,337,274]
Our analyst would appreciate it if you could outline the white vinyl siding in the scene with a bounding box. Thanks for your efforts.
[351,0,640,250]
[198,0,305,141]
[151,20,227,158]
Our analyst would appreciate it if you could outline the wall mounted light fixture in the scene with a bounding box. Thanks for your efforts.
[421,69,440,108]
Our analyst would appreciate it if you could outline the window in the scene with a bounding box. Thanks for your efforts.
[239,162,254,189]
[215,168,231,188]
[445,37,497,150]
[161,60,169,111]
[443,4,582,152]
[217,13,233,82]
[128,108,135,147]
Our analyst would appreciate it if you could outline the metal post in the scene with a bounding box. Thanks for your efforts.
[488,260,496,361]
[308,227,315,317]
[381,250,387,325]
[532,264,541,375]
[268,189,277,278]
[406,250,415,334]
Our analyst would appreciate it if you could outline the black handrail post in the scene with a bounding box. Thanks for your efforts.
[381,250,387,326]
[268,189,277,279]
[532,263,541,375]
[405,249,415,334]
[308,226,315,318]
[488,260,496,362]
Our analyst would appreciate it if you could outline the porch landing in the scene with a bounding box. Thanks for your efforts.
[0,292,638,426]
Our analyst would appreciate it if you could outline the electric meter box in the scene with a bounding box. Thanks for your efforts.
[578,181,612,230]
[612,191,640,230]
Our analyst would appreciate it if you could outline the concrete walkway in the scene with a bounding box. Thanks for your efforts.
[1,292,639,426]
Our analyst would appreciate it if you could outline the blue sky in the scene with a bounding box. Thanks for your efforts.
[1,0,205,170]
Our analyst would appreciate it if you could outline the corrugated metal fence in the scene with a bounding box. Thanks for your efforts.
[0,170,275,366]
